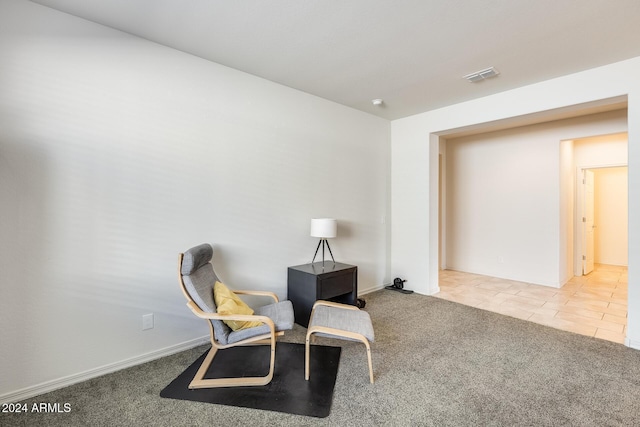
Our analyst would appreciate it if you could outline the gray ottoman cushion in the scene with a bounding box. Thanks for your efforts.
[309,305,374,342]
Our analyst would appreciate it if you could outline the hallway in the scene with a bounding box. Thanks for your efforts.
[435,264,628,344]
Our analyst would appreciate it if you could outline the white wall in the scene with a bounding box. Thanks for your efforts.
[560,138,575,284]
[573,133,628,166]
[0,0,390,401]
[391,56,640,348]
[443,111,626,287]
[594,167,628,266]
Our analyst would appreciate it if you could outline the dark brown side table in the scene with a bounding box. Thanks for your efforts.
[287,262,357,327]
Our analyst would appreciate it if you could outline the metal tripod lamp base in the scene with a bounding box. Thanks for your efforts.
[312,239,335,266]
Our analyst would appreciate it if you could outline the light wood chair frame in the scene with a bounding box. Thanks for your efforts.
[178,253,285,389]
[305,300,374,384]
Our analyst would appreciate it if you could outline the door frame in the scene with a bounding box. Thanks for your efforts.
[583,169,595,275]
[575,163,627,276]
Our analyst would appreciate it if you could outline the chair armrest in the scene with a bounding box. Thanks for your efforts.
[186,301,276,331]
[234,290,279,303]
[312,300,360,311]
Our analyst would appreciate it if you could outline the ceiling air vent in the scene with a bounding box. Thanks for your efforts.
[464,67,499,83]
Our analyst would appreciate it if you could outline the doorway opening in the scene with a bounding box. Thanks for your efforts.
[572,132,629,278]
[436,119,629,344]
[577,165,628,276]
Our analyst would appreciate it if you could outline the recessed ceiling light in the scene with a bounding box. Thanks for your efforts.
[372,98,384,106]
[463,67,499,83]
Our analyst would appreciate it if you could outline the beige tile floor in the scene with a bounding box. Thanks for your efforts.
[435,264,628,344]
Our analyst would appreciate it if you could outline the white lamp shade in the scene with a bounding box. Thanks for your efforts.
[310,218,337,238]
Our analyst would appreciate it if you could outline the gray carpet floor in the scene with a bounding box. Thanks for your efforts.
[4,290,640,426]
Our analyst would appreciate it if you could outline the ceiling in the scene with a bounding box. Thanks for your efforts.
[27,0,640,120]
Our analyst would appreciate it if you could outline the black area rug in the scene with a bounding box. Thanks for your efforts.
[160,342,341,418]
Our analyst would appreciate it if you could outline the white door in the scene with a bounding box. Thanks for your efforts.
[583,170,595,275]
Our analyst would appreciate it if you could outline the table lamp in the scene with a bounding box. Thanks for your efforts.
[311,218,337,265]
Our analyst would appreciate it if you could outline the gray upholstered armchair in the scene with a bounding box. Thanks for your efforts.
[178,243,294,388]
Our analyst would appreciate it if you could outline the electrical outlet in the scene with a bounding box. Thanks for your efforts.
[142,313,154,330]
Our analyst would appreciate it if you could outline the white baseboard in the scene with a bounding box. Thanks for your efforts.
[625,337,640,350]
[0,336,210,405]
[358,283,385,295]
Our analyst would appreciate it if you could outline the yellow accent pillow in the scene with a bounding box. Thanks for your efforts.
[213,281,263,331]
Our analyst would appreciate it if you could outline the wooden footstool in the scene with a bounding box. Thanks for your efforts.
[305,300,375,384]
